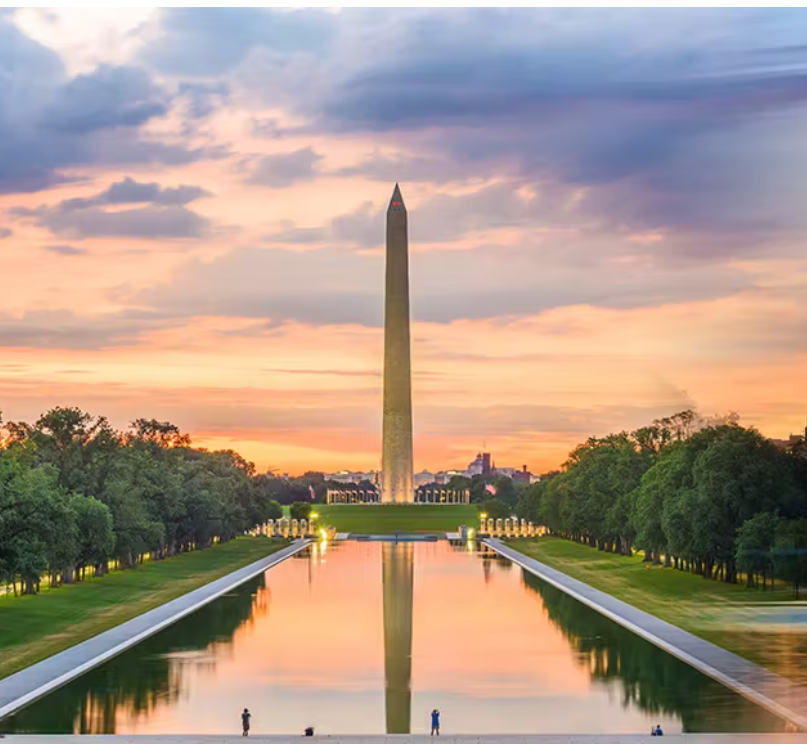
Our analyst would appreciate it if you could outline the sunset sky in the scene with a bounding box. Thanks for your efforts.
[1,8,806,475]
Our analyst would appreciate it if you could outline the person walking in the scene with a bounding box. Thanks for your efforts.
[242,708,251,737]
[430,709,440,736]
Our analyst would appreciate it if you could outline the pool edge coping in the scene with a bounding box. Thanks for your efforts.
[0,539,309,721]
[484,538,807,733]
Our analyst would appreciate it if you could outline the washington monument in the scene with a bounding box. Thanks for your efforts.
[381,184,414,503]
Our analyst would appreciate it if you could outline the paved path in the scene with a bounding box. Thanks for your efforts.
[485,539,807,733]
[1,735,804,743]
[0,540,309,721]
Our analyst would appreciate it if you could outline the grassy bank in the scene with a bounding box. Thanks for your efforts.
[317,504,478,534]
[512,537,806,684]
[0,537,284,681]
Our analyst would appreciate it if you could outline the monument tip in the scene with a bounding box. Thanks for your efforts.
[389,183,405,211]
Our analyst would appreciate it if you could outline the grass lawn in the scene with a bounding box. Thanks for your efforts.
[512,537,807,684]
[315,503,479,534]
[0,537,284,681]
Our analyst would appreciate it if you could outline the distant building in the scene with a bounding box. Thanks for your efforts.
[467,452,492,476]
[414,470,436,487]
[770,419,807,454]
[325,470,379,484]
[492,464,537,484]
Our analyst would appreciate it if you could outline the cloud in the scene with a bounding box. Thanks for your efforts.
[44,244,86,256]
[140,8,336,76]
[0,227,12,240]
[10,176,213,239]
[61,176,210,209]
[0,17,212,195]
[134,238,750,327]
[177,81,230,119]
[246,147,323,188]
[267,182,593,250]
[44,64,169,134]
[17,205,211,240]
[336,152,474,185]
[136,7,807,241]
[0,309,170,349]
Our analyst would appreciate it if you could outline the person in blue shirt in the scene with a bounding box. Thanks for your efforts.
[430,709,440,736]
[653,724,664,736]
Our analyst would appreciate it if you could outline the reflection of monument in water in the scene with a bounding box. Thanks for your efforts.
[382,541,414,733]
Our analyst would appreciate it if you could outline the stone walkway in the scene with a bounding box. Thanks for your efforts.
[0,540,309,721]
[485,539,807,732]
[1,735,804,743]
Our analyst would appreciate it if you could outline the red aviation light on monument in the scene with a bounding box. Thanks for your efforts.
[389,184,405,212]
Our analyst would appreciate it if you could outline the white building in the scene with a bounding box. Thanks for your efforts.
[414,470,436,487]
[325,470,379,485]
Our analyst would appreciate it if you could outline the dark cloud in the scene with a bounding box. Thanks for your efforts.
[44,65,169,134]
[140,8,336,76]
[0,309,170,350]
[61,176,210,210]
[0,227,12,240]
[141,7,805,240]
[0,18,212,195]
[16,205,210,240]
[10,176,212,239]
[177,81,230,119]
[44,244,86,256]
[246,147,322,188]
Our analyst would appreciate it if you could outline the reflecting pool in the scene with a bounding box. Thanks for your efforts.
[1,540,786,734]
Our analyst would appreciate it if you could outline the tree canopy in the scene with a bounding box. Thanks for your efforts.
[516,410,807,590]
[1,408,282,595]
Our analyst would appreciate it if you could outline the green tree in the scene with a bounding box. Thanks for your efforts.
[477,498,511,520]
[493,476,519,508]
[265,500,283,521]
[688,427,800,582]
[516,481,543,523]
[771,518,807,595]
[735,512,779,589]
[71,495,115,579]
[289,501,312,521]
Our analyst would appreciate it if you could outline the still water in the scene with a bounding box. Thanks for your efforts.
[1,540,786,735]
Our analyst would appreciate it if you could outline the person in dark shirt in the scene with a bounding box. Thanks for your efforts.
[431,709,440,736]
[242,708,251,737]
[654,724,664,736]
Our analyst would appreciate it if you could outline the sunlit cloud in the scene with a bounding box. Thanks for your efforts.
[1,8,806,473]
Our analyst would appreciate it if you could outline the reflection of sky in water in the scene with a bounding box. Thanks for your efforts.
[1,541,787,735]
[723,605,807,628]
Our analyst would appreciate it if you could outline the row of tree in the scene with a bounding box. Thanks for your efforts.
[515,411,807,591]
[0,408,286,595]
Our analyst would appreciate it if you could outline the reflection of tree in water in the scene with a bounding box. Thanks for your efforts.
[2,573,270,734]
[520,571,785,733]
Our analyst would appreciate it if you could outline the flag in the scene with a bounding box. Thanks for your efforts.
[485,483,497,495]
[309,484,316,500]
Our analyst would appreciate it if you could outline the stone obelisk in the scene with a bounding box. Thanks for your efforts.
[381,184,414,504]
